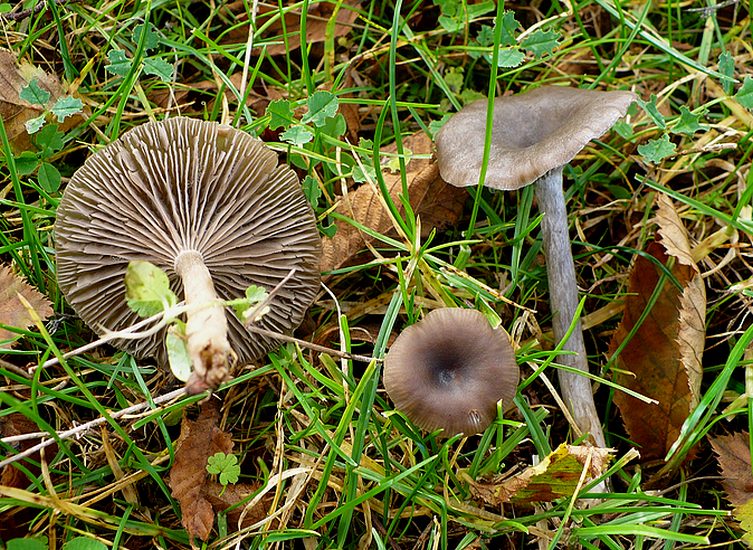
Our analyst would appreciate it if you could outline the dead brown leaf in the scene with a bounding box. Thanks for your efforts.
[320,131,467,272]
[711,431,753,508]
[611,195,705,462]
[168,399,233,542]
[468,444,614,506]
[0,264,53,348]
[0,50,83,152]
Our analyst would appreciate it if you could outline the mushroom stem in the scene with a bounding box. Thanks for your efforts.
[174,250,232,392]
[534,168,606,448]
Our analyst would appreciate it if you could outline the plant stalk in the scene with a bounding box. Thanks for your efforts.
[534,168,606,448]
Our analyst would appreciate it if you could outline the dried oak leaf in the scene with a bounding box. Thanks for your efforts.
[168,400,233,542]
[0,49,84,153]
[0,264,53,348]
[711,432,753,546]
[468,444,614,505]
[321,131,467,272]
[611,194,705,462]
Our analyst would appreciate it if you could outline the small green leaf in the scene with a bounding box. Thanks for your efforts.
[14,152,39,175]
[125,260,177,317]
[466,1,495,20]
[106,49,132,77]
[62,537,109,550]
[671,106,703,135]
[718,51,735,94]
[302,91,338,127]
[476,25,494,47]
[302,175,321,209]
[35,123,64,154]
[0,4,13,14]
[143,57,174,82]
[734,76,753,110]
[445,68,464,94]
[281,125,314,146]
[437,14,463,33]
[132,22,160,51]
[206,452,240,486]
[498,11,520,46]
[19,79,51,106]
[637,134,676,164]
[25,115,46,134]
[319,112,346,138]
[51,96,83,122]
[7,538,48,550]
[233,284,270,323]
[428,114,451,138]
[637,94,666,129]
[267,99,295,130]
[497,47,525,68]
[612,119,633,139]
[166,324,191,382]
[38,162,61,193]
[521,29,560,57]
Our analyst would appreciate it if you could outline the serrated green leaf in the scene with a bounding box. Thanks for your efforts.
[51,96,83,122]
[267,99,295,130]
[132,22,160,51]
[302,175,321,209]
[105,49,131,77]
[521,29,560,57]
[281,125,313,146]
[166,325,191,382]
[38,162,61,193]
[735,76,753,110]
[672,106,703,135]
[497,47,525,68]
[637,94,666,129]
[637,134,676,164]
[25,115,46,134]
[718,51,735,95]
[498,11,520,46]
[62,536,109,550]
[19,79,51,106]
[476,24,494,47]
[143,57,173,82]
[125,260,177,317]
[302,91,338,127]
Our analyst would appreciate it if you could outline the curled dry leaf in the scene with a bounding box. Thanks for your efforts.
[0,264,53,348]
[710,432,753,546]
[321,131,467,272]
[468,444,614,506]
[611,194,705,462]
[0,50,84,152]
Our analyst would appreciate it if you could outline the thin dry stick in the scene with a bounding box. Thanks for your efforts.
[0,388,187,469]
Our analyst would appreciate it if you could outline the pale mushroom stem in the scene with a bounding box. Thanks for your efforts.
[534,167,606,448]
[174,250,232,392]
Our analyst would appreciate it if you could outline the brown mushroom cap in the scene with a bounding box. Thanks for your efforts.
[435,86,636,190]
[383,308,519,435]
[55,117,321,366]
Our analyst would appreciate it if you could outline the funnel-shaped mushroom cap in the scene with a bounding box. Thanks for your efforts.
[55,117,321,365]
[384,308,518,435]
[436,86,636,190]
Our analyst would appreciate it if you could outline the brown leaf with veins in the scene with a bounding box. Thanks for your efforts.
[321,131,466,272]
[711,431,753,508]
[168,399,233,542]
[0,264,53,348]
[611,195,705,462]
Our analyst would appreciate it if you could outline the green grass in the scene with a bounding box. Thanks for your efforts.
[1,0,752,548]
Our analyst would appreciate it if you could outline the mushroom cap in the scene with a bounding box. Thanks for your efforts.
[383,308,519,435]
[435,86,636,191]
[55,117,321,366]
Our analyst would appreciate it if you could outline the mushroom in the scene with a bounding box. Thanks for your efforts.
[383,308,519,435]
[55,117,321,392]
[435,86,636,447]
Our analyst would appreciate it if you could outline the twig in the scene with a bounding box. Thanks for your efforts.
[0,0,81,21]
[0,387,187,469]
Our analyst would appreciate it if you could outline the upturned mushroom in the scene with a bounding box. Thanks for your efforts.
[384,308,519,435]
[435,86,636,447]
[55,117,321,392]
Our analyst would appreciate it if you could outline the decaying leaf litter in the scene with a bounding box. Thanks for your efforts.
[1,1,753,548]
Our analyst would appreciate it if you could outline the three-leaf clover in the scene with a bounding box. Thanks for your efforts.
[206,452,241,488]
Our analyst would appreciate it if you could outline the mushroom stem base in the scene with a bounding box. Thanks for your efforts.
[535,168,606,448]
[174,250,233,392]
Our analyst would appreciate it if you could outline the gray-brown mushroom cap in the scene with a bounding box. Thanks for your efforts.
[435,86,636,190]
[383,308,519,435]
[55,117,321,368]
